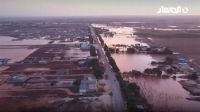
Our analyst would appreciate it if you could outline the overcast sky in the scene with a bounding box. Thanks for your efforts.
[0,0,199,17]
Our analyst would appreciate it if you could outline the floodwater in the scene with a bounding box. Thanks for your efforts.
[93,24,147,46]
[0,36,50,63]
[93,24,200,112]
[0,36,50,45]
[0,49,36,63]
[65,48,90,58]
[152,37,200,66]
[112,54,164,72]
[127,77,200,112]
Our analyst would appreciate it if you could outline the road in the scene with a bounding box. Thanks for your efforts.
[89,26,125,112]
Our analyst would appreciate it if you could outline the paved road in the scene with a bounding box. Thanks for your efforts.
[89,26,125,112]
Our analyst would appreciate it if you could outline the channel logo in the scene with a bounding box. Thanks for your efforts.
[157,6,189,14]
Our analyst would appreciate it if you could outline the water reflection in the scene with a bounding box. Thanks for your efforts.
[126,76,200,112]
[112,54,164,72]
[0,49,36,63]
[93,24,200,112]
[0,36,49,63]
[0,36,49,45]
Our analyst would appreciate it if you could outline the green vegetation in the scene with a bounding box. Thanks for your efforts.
[104,45,120,72]
[165,56,174,64]
[108,57,120,72]
[92,60,104,79]
[89,30,103,79]
[124,70,142,76]
[144,68,162,77]
[127,47,136,53]
[116,73,151,112]
[73,79,81,86]
[189,72,198,80]
[90,46,97,56]
[94,28,105,45]
[89,35,93,44]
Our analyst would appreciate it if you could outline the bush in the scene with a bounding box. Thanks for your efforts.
[89,33,94,44]
[165,57,173,64]
[73,79,81,86]
[144,68,162,76]
[127,48,136,53]
[90,46,97,56]
[108,57,120,72]
[190,72,198,80]
[129,70,142,76]
[92,61,103,79]
[127,83,140,93]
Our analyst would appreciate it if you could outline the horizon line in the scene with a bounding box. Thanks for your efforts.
[0,14,200,18]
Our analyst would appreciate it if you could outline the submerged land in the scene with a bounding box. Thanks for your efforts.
[0,16,200,112]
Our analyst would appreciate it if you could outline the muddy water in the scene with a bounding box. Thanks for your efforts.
[93,24,200,112]
[0,48,36,63]
[0,36,49,45]
[112,54,164,72]
[152,37,200,66]
[126,77,200,112]
[95,24,147,46]
[0,36,50,63]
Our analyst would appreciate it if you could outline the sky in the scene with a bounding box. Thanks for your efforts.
[0,0,199,17]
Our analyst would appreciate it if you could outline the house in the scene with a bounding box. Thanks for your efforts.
[0,58,10,65]
[8,74,29,83]
[80,43,92,50]
[177,56,186,64]
[79,77,97,94]
[38,60,48,64]
[79,83,88,93]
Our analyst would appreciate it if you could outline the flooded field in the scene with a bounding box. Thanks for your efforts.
[94,24,147,46]
[93,24,200,112]
[112,54,164,72]
[152,37,200,66]
[0,49,36,63]
[127,77,200,112]
[0,36,49,45]
[0,36,50,63]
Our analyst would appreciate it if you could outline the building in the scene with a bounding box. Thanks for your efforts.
[8,74,29,83]
[80,43,92,50]
[79,77,97,94]
[177,56,187,64]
